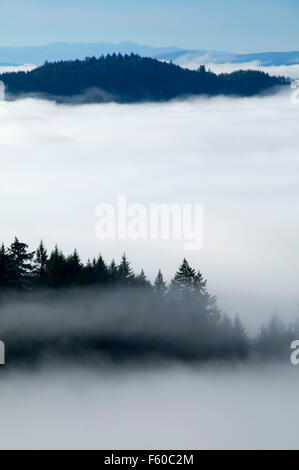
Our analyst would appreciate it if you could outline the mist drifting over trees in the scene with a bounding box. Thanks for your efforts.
[0,238,297,367]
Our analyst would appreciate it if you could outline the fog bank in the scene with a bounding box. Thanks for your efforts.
[0,364,298,450]
[177,58,299,80]
[0,64,36,74]
[0,89,298,328]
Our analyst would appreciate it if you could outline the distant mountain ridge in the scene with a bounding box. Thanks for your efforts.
[0,41,299,66]
[0,41,185,66]
[0,62,19,66]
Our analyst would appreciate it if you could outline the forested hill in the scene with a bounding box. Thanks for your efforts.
[0,54,289,103]
[0,238,296,364]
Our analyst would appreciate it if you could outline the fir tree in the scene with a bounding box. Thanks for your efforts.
[194,269,221,321]
[108,259,119,284]
[33,240,48,284]
[81,259,97,285]
[233,315,249,357]
[0,243,14,288]
[136,269,151,288]
[94,254,109,284]
[170,259,221,322]
[118,253,135,285]
[46,245,67,288]
[9,237,35,288]
[170,258,197,294]
[65,249,82,285]
[154,269,167,295]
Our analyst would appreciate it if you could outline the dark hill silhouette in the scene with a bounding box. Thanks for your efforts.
[0,54,289,103]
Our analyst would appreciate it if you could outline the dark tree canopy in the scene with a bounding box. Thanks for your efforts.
[0,54,289,103]
[0,237,296,364]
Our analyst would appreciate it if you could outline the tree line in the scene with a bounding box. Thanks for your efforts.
[0,238,214,295]
[0,238,297,363]
[0,53,289,103]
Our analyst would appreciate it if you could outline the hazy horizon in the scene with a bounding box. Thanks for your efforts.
[1,39,299,54]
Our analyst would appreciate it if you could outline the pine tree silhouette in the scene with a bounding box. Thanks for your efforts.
[65,249,82,286]
[0,243,14,288]
[136,269,151,288]
[94,254,109,284]
[118,253,135,285]
[46,245,67,288]
[108,259,119,284]
[171,258,197,294]
[154,269,167,295]
[9,237,35,288]
[33,240,48,284]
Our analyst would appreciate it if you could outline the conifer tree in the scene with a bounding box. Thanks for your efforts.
[108,259,119,284]
[171,258,197,294]
[94,254,109,284]
[233,315,249,357]
[46,245,67,288]
[0,243,13,288]
[33,240,48,284]
[233,315,247,340]
[136,269,151,288]
[81,259,97,285]
[154,269,167,295]
[65,249,82,285]
[118,253,135,285]
[193,269,219,318]
[198,65,206,74]
[170,259,221,322]
[9,237,35,288]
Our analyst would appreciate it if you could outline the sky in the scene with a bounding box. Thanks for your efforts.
[0,0,298,52]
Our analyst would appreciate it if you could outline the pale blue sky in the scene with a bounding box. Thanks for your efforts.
[0,0,298,52]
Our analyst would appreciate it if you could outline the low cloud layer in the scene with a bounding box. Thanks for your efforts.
[176,58,299,80]
[0,64,36,74]
[0,79,298,328]
[1,363,299,450]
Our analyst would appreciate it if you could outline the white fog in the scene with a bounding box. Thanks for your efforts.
[0,86,298,329]
[1,363,299,450]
